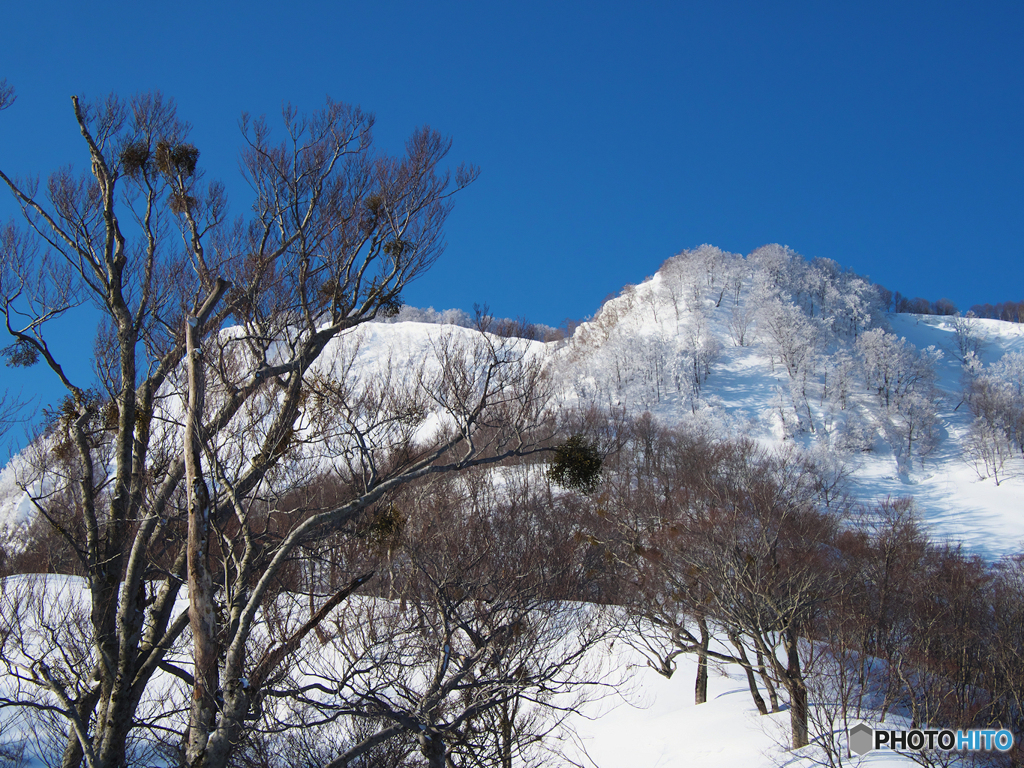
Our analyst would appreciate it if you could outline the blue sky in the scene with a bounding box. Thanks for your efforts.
[1,1,1023,426]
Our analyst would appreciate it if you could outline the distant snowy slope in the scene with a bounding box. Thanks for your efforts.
[0,320,547,553]
[549,245,1024,559]
[568,643,919,768]
[4,244,1024,559]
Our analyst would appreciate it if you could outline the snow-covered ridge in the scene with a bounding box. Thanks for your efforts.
[4,243,1024,559]
[0,320,548,554]
[550,244,1024,558]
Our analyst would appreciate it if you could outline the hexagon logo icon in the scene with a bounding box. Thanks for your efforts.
[849,723,874,755]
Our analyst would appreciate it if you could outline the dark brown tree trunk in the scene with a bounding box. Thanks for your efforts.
[755,643,781,711]
[729,633,768,715]
[785,628,809,749]
[500,698,513,768]
[695,615,710,705]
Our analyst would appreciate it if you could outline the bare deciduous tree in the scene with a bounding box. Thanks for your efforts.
[0,88,569,768]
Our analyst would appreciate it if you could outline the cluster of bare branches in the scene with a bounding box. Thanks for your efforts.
[0,87,614,768]
[585,414,840,748]
[234,466,614,768]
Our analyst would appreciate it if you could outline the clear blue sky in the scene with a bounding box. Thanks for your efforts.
[1,0,1023,421]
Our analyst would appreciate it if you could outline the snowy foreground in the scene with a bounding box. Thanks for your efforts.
[571,649,919,768]
[0,575,924,768]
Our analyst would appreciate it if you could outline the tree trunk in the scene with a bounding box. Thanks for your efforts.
[58,684,101,768]
[419,730,446,768]
[728,633,768,715]
[785,628,809,749]
[500,698,513,768]
[755,643,780,711]
[184,318,220,766]
[695,615,710,705]
[789,678,809,749]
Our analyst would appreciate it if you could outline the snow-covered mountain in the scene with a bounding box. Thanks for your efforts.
[3,243,1024,560]
[547,244,1024,560]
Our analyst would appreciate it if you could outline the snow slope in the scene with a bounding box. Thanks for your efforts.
[570,645,918,768]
